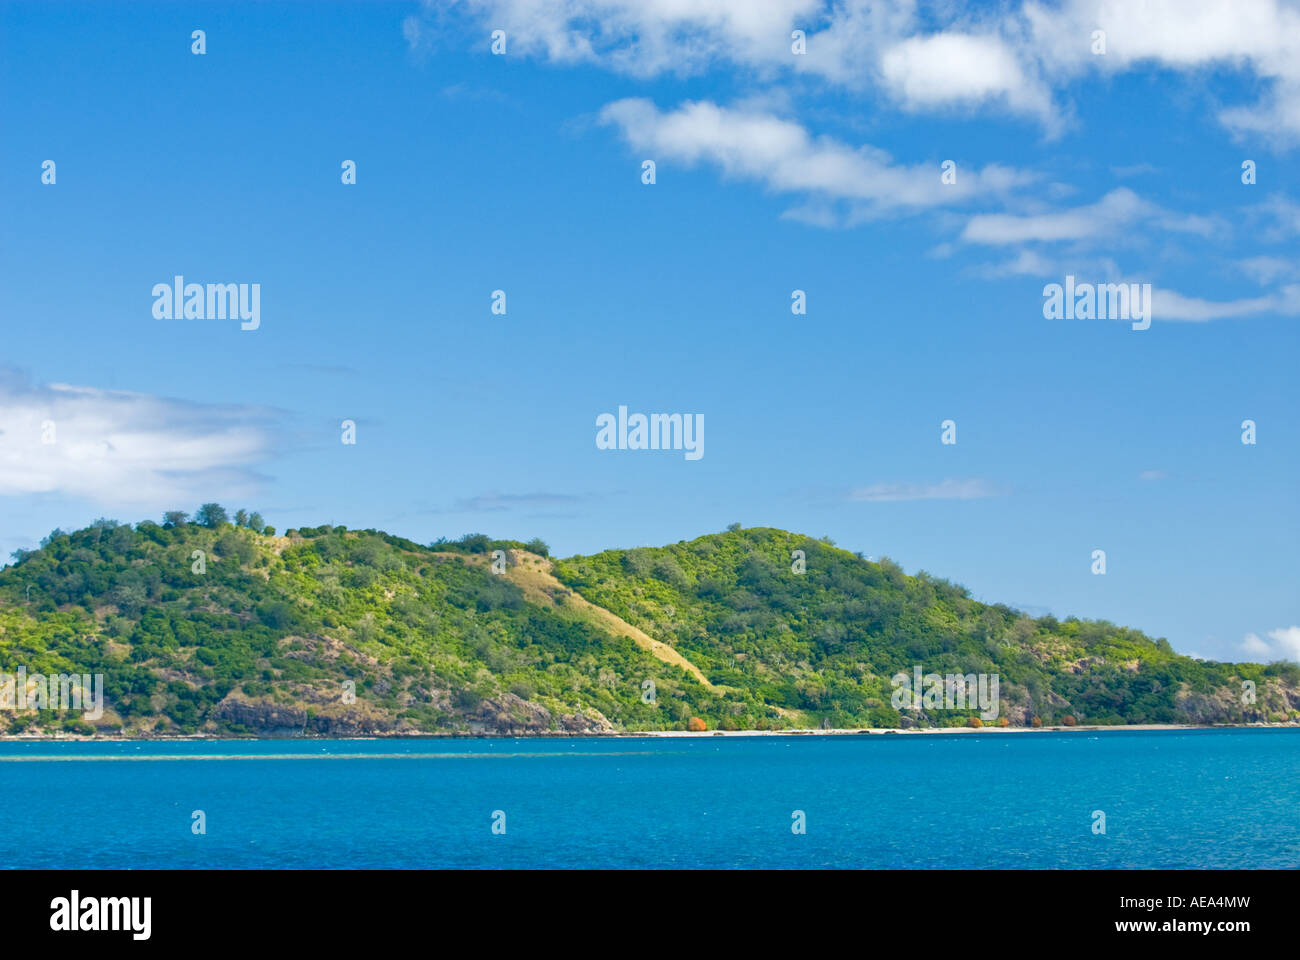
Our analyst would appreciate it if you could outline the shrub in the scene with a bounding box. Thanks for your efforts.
[256,600,296,630]
[1061,715,1077,726]
[216,530,255,565]
[1031,716,1043,727]
[454,688,481,711]
[687,716,707,731]
[457,533,491,553]
[967,716,983,728]
[622,548,653,577]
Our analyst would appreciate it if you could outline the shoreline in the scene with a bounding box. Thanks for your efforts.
[1,722,1295,742]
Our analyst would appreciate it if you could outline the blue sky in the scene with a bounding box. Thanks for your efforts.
[1,1,1297,663]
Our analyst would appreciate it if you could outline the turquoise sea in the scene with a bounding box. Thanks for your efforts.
[2,729,1297,869]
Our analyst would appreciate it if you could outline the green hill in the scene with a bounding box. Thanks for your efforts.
[1,513,1296,736]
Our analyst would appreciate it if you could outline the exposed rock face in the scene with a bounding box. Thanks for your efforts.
[211,694,396,736]
[208,685,619,737]
[211,696,307,736]
[1067,656,1106,674]
[1001,699,1034,726]
[1175,680,1298,724]
[558,710,615,734]
[470,692,552,734]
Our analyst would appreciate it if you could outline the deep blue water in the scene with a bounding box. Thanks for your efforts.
[2,729,1297,868]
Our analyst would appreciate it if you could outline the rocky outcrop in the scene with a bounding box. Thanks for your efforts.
[211,693,397,736]
[469,692,552,734]
[558,709,615,734]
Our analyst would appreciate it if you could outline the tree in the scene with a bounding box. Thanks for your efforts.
[195,503,229,529]
[216,530,254,565]
[525,538,549,557]
[458,533,491,554]
[162,511,189,529]
[262,526,276,536]
[248,512,264,531]
[234,509,249,527]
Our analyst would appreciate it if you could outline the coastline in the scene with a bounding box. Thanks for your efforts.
[1,722,1295,742]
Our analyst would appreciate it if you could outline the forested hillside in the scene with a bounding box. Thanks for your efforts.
[1,512,1295,736]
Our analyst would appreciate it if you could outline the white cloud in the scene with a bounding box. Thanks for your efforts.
[1241,626,1300,662]
[599,98,1033,217]
[1153,283,1300,321]
[849,478,1002,503]
[961,188,1157,246]
[968,248,1057,278]
[0,372,279,506]
[413,1,1300,141]
[879,32,1057,130]
[970,249,1123,280]
[965,191,1127,245]
[405,0,820,76]
[1253,195,1300,241]
[1236,255,1300,284]
[1026,0,1300,144]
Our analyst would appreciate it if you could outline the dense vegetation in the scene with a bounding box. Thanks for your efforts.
[1,514,1295,736]
[557,528,1300,729]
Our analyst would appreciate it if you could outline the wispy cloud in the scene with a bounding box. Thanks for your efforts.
[1252,195,1300,241]
[1241,625,1300,663]
[848,478,1003,503]
[599,98,1033,220]
[410,0,1300,142]
[454,491,592,513]
[0,370,280,506]
[1153,284,1300,321]
[960,188,1217,247]
[1236,255,1300,284]
[413,4,1296,324]
[1110,162,1160,179]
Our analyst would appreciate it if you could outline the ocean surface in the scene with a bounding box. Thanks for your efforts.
[3,729,1297,869]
